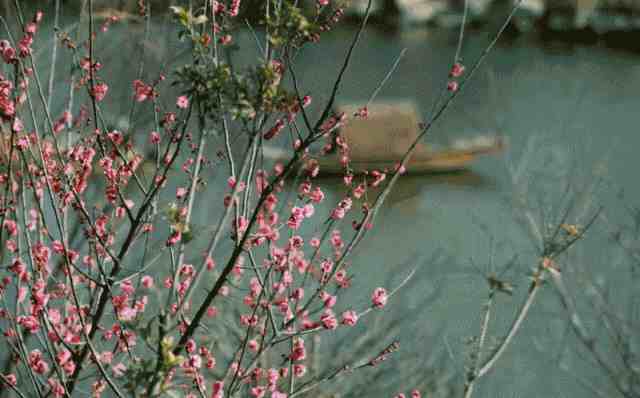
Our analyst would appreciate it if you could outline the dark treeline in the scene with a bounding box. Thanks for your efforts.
[0,0,175,17]
[0,0,273,21]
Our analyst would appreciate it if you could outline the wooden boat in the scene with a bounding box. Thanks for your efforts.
[315,101,505,175]
[262,101,504,176]
[316,138,504,175]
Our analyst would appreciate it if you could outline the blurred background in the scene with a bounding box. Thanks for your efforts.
[1,1,639,397]
[4,0,640,51]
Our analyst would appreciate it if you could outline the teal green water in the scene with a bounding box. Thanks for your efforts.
[14,14,640,397]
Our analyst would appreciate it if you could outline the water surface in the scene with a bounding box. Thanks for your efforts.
[22,14,640,397]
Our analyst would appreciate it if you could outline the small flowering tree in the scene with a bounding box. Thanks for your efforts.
[0,0,577,397]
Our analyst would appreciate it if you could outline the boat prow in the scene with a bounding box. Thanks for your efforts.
[315,135,505,175]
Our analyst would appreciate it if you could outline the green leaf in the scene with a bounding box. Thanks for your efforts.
[169,6,191,27]
[192,14,208,25]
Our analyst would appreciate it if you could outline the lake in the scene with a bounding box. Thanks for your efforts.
[16,10,640,397]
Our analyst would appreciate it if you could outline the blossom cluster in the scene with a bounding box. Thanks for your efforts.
[0,2,438,397]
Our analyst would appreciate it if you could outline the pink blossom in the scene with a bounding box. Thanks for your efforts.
[322,293,336,308]
[264,119,285,140]
[133,79,154,102]
[166,230,181,246]
[3,219,17,236]
[112,363,127,377]
[320,309,338,330]
[99,351,113,364]
[2,373,16,386]
[233,216,249,235]
[354,106,368,118]
[18,34,34,57]
[52,111,71,133]
[267,367,280,386]
[211,380,224,398]
[0,97,15,117]
[320,259,333,274]
[92,83,109,101]
[163,277,173,289]
[341,310,358,326]
[218,34,233,45]
[303,203,315,218]
[330,207,345,220]
[184,338,197,354]
[330,230,343,249]
[162,112,176,126]
[293,364,306,378]
[309,187,325,203]
[62,360,76,375]
[47,378,65,398]
[16,136,29,150]
[287,207,305,229]
[371,287,388,308]
[449,62,465,78]
[0,40,16,63]
[370,170,386,187]
[5,240,16,253]
[248,339,259,352]
[228,0,241,17]
[335,269,348,285]
[115,206,126,219]
[176,95,189,109]
[395,162,407,174]
[206,256,216,270]
[18,315,40,333]
[188,354,202,369]
[118,307,137,321]
[291,288,304,301]
[141,275,154,289]
[9,258,28,282]
[353,183,366,199]
[29,350,49,374]
[11,117,23,133]
[289,339,306,361]
[150,131,160,144]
